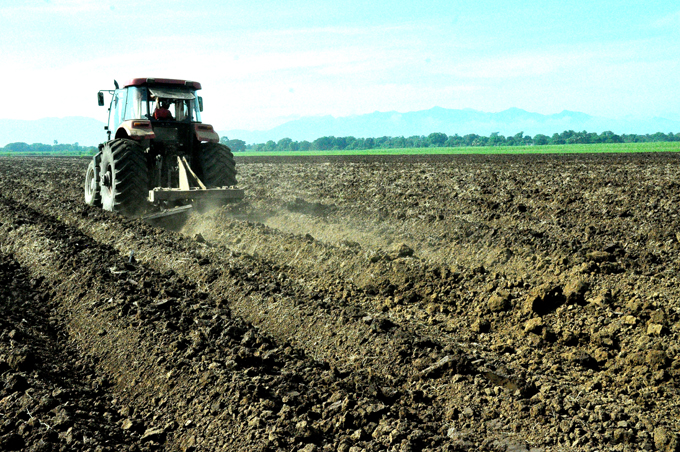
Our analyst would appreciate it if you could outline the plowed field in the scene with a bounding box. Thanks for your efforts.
[1,153,679,452]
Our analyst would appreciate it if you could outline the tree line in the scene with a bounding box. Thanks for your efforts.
[2,130,678,156]
[222,130,680,152]
[0,142,97,156]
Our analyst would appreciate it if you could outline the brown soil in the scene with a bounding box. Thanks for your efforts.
[0,153,679,451]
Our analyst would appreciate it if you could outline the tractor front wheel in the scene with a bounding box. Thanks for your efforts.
[99,139,149,216]
[84,160,101,206]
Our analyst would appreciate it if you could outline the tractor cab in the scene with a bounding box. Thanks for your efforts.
[98,78,215,144]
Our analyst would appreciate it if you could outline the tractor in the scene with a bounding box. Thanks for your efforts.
[84,78,244,218]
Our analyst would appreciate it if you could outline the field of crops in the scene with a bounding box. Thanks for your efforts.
[1,152,679,451]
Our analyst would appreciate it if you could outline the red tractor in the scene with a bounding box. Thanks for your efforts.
[84,78,243,218]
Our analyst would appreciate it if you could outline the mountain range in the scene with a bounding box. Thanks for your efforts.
[1,108,679,147]
[221,107,680,144]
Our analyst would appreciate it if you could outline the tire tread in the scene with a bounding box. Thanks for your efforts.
[100,139,149,215]
[198,143,237,187]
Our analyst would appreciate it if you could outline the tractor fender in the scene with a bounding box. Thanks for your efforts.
[194,123,219,143]
[116,120,156,141]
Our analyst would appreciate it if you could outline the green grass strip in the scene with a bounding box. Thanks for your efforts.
[235,141,680,157]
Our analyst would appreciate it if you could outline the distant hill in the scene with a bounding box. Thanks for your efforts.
[0,117,106,148]
[221,107,680,144]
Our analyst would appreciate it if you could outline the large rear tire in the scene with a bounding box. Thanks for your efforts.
[84,160,101,206]
[198,142,237,187]
[99,139,149,216]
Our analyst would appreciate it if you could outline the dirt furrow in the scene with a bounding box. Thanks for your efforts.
[3,176,466,377]
[0,193,478,451]
[0,250,148,452]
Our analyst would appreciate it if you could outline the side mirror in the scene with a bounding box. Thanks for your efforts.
[97,92,104,106]
[198,96,203,112]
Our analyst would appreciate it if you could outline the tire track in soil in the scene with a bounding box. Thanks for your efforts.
[0,194,475,451]
[0,251,145,452]
[0,162,547,450]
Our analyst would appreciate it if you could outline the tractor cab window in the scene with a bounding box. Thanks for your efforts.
[174,100,188,121]
[147,87,199,122]
[192,98,202,123]
[171,99,201,122]
[108,89,128,132]
[123,87,149,121]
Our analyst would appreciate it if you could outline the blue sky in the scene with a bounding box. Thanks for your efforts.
[1,0,679,131]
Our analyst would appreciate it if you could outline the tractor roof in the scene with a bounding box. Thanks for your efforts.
[122,78,202,90]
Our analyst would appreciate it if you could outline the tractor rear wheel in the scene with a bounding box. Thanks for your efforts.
[198,142,237,187]
[84,160,101,206]
[99,139,149,216]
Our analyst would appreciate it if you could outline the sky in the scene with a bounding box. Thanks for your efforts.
[1,0,679,131]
